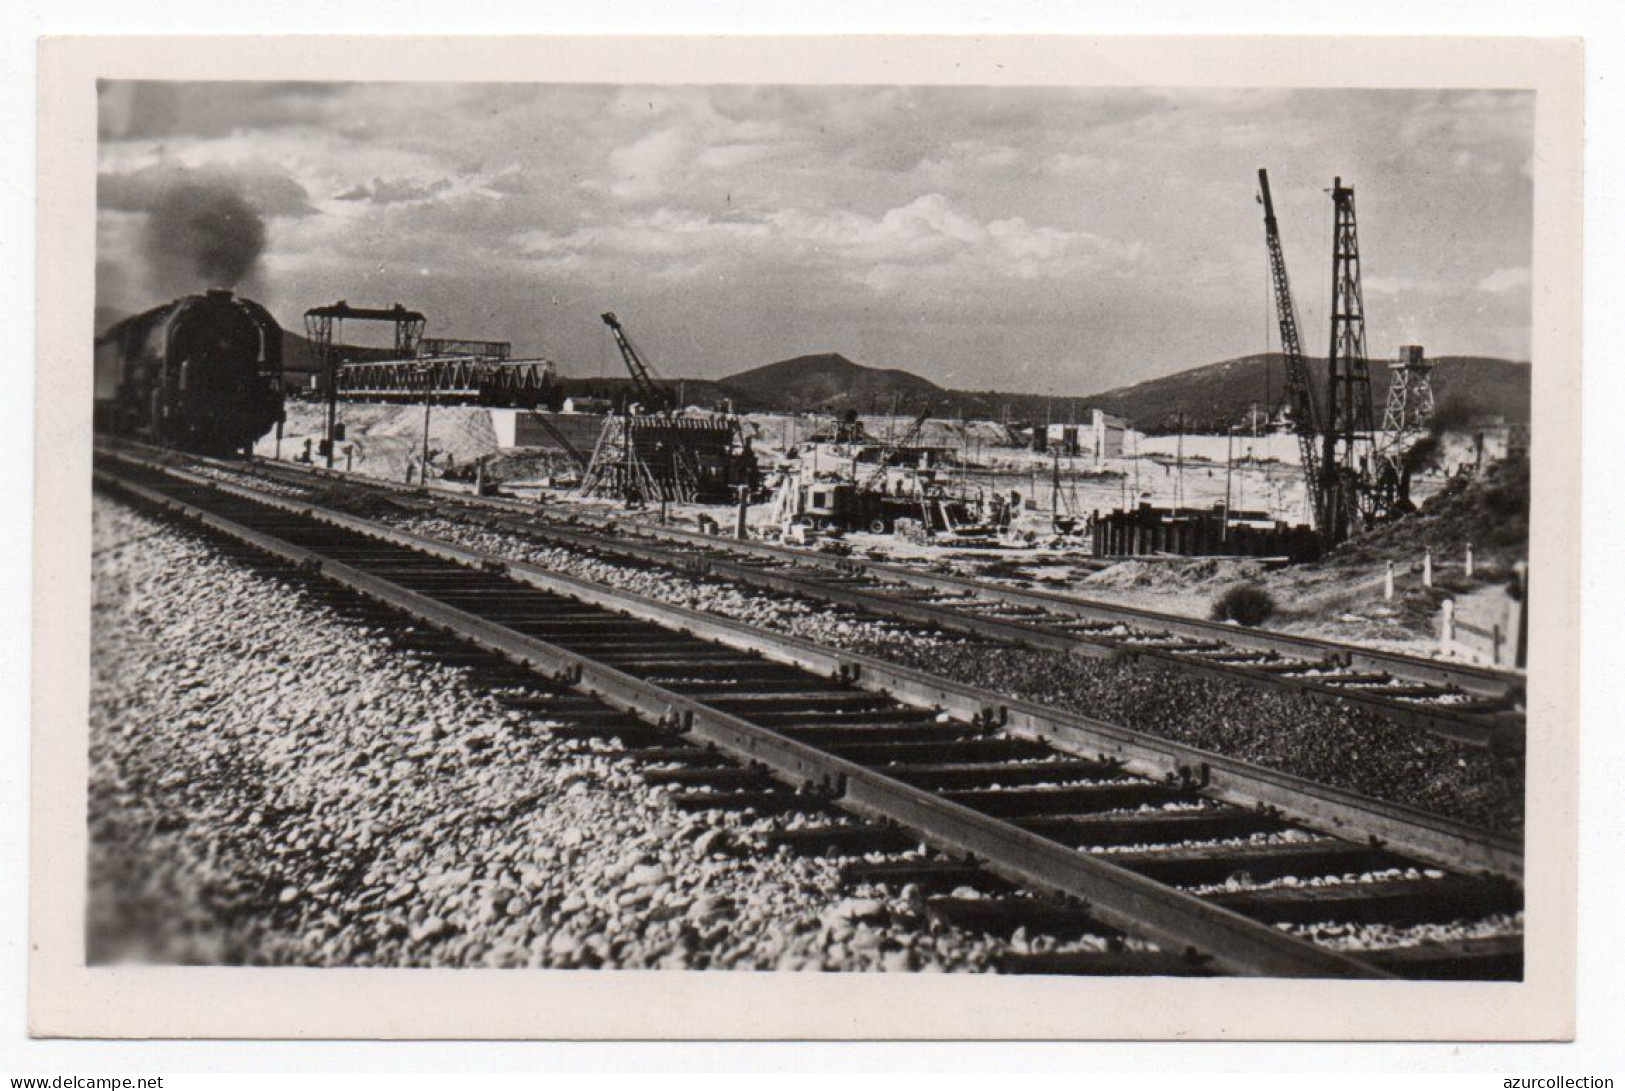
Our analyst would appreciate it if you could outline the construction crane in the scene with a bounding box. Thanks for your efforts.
[600,311,676,416]
[1256,168,1326,535]
[582,310,706,503]
[860,407,931,493]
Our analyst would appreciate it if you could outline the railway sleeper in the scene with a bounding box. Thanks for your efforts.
[554,640,743,659]
[1361,935,1524,980]
[669,789,834,817]
[922,895,1120,941]
[505,620,668,641]
[839,859,1011,893]
[1205,876,1523,927]
[820,737,1053,766]
[1103,841,1410,887]
[765,824,920,857]
[777,722,987,746]
[943,782,1192,817]
[1299,671,1397,686]
[749,707,945,727]
[639,766,775,790]
[878,758,1123,792]
[703,692,894,714]
[586,650,764,667]
[1019,809,1287,847]
[605,660,801,682]
[654,676,850,696]
[527,718,670,746]
[996,950,1216,976]
[617,745,732,766]
[463,613,625,630]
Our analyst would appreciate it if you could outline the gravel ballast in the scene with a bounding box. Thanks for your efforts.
[90,494,1126,969]
[378,512,1523,834]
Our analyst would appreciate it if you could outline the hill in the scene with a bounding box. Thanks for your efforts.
[717,353,947,413]
[1081,353,1531,434]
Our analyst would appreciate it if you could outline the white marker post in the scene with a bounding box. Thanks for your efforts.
[1385,560,1395,602]
[1423,549,1433,588]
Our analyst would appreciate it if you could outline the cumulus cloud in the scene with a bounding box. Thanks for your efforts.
[335,176,454,204]
[1363,275,1447,297]
[483,168,535,196]
[516,194,1140,295]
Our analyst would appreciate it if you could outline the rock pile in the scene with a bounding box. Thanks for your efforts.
[854,642,1524,833]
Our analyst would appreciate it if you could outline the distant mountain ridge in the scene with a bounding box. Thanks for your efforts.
[703,350,1531,432]
[1082,353,1532,433]
[98,299,1528,429]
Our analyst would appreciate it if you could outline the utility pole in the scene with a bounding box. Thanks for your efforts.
[1176,410,1185,510]
[734,483,751,539]
[1132,429,1141,505]
[1223,426,1235,540]
[1051,447,1061,527]
[419,363,433,488]
[324,339,338,469]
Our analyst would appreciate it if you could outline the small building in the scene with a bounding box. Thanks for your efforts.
[1044,409,1129,459]
[1459,414,1530,469]
[1044,422,1083,455]
[1090,408,1128,459]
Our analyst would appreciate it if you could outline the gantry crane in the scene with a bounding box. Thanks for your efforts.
[1256,168,1326,535]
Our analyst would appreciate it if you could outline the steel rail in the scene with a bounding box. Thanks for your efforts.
[94,459,1395,978]
[99,446,1523,881]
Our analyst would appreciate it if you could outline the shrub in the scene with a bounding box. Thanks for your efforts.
[1211,583,1276,627]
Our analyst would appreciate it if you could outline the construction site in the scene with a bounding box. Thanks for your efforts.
[251,169,1528,668]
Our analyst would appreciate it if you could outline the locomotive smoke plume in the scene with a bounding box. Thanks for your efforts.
[144,180,267,291]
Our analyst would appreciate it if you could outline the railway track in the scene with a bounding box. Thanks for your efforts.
[94,444,1524,979]
[165,449,1525,749]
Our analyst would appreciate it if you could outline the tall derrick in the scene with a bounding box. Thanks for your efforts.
[1323,177,1378,541]
[1374,344,1436,514]
[1256,168,1325,534]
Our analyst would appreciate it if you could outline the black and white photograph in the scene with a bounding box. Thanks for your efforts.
[29,34,1585,1041]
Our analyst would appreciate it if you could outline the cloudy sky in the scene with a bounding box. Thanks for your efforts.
[96,82,1534,394]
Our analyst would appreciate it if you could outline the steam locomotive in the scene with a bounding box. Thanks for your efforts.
[94,289,285,455]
